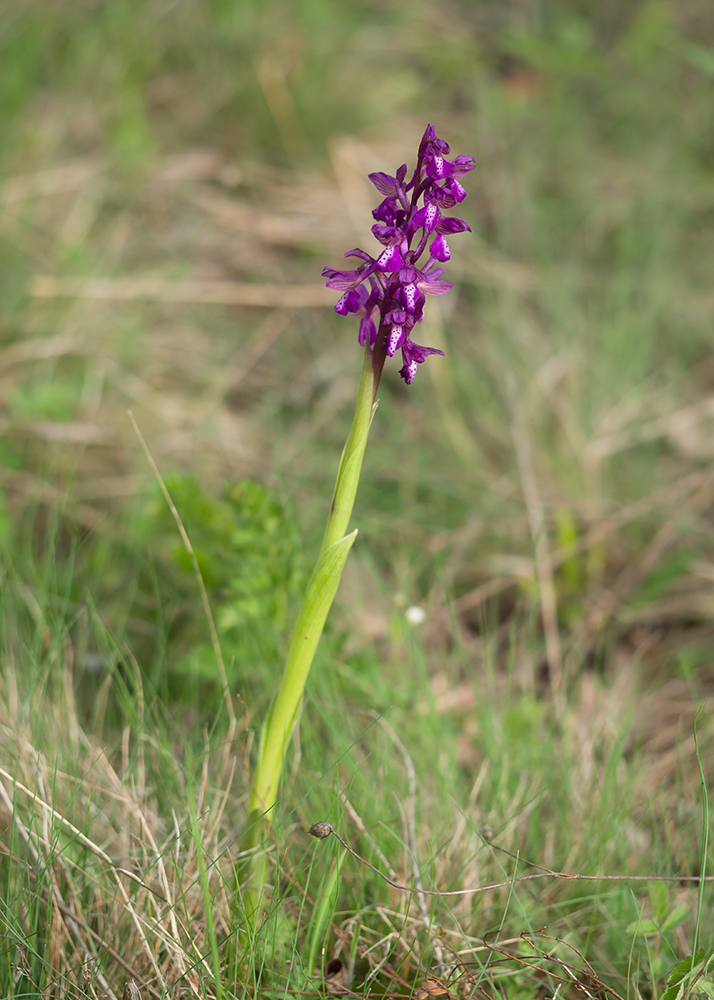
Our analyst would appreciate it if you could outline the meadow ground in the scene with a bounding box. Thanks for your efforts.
[2,1,714,997]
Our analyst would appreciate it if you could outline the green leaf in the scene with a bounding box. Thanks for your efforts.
[695,978,714,1000]
[649,880,669,922]
[682,42,714,77]
[629,551,694,607]
[662,903,692,932]
[662,981,685,1000]
[295,528,359,657]
[555,506,580,589]
[668,951,711,985]
[305,851,347,974]
[662,951,714,1000]
[249,529,359,816]
[626,918,659,935]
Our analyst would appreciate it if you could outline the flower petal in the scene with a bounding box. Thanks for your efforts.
[450,154,476,178]
[422,260,446,279]
[371,224,405,245]
[368,171,398,195]
[403,283,418,310]
[385,324,406,356]
[334,288,363,314]
[426,154,453,180]
[359,315,377,346]
[419,275,452,295]
[418,124,437,156]
[343,248,374,262]
[399,359,419,384]
[413,202,440,233]
[402,339,445,364]
[430,233,450,262]
[435,216,470,235]
[372,196,398,224]
[444,178,466,202]
[322,267,364,290]
[376,244,404,271]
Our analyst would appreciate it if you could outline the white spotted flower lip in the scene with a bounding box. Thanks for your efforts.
[322,125,474,388]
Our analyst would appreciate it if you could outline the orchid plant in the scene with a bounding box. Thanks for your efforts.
[240,124,473,921]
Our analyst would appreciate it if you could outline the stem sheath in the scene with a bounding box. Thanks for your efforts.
[239,346,377,920]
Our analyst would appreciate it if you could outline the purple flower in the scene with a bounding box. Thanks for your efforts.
[399,340,446,385]
[322,124,473,387]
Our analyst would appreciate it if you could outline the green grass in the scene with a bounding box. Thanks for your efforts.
[2,0,714,996]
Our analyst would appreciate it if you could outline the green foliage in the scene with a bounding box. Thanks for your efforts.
[304,848,346,975]
[500,16,605,78]
[626,882,694,980]
[0,0,427,167]
[626,883,690,937]
[162,476,301,625]
[662,950,714,1000]
[8,380,78,422]
[628,551,695,608]
[147,474,304,688]
[682,43,714,78]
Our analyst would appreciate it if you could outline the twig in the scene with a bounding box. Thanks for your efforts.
[483,931,626,1000]
[309,822,714,895]
[55,898,161,1000]
[130,803,196,994]
[338,791,397,880]
[482,936,623,1000]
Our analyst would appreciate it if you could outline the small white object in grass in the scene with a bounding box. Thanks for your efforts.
[405,605,426,625]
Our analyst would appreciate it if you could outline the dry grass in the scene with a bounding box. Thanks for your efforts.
[0,651,707,999]
[0,663,242,998]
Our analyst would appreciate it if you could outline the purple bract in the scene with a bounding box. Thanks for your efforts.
[322,124,474,386]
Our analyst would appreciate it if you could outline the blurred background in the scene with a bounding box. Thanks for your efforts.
[4,0,714,778]
[6,3,714,988]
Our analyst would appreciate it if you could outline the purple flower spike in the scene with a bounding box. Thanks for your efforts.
[323,124,473,387]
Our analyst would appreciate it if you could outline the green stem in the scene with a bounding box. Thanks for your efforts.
[239,346,377,922]
[319,345,377,554]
